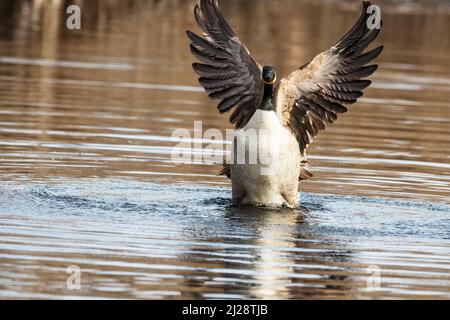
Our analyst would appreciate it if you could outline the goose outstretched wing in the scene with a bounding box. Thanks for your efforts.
[187,0,264,129]
[276,1,383,155]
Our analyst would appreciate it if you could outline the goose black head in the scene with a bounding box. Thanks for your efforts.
[262,65,276,85]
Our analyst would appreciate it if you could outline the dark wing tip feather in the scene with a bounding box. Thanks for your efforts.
[334,1,372,50]
[376,45,384,54]
[368,64,379,73]
[359,45,383,62]
[356,64,378,76]
[186,30,200,44]
[186,30,197,39]
[211,0,236,37]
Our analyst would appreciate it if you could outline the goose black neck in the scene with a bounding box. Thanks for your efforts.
[258,83,274,111]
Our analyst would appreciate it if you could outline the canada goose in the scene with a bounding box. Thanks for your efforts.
[187,0,383,208]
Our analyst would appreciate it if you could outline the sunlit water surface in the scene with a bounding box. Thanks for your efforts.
[0,0,449,299]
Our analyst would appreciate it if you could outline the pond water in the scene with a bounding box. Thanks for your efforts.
[0,0,449,299]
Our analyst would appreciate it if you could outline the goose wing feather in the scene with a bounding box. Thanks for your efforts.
[187,0,264,129]
[276,1,383,155]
